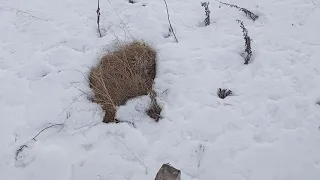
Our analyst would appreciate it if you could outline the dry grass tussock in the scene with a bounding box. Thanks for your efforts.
[146,89,162,122]
[89,41,157,123]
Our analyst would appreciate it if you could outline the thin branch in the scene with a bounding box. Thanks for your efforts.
[311,0,315,5]
[298,0,317,25]
[15,145,28,161]
[16,9,49,21]
[97,0,102,37]
[0,5,48,21]
[163,0,178,43]
[72,85,91,97]
[217,0,259,21]
[107,0,135,40]
[59,94,83,116]
[112,134,148,174]
[15,124,64,162]
[58,69,89,82]
[31,124,64,141]
[119,139,148,174]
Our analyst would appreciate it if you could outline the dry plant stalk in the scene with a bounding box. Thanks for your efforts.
[146,89,162,122]
[218,0,259,21]
[96,0,102,37]
[163,0,178,43]
[237,19,252,64]
[89,41,156,123]
[201,2,211,26]
[15,124,64,163]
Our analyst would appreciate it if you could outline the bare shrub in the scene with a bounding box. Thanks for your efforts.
[146,89,162,122]
[89,41,157,123]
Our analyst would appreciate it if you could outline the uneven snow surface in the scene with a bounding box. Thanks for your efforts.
[1,0,320,179]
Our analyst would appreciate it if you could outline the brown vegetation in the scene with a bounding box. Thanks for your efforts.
[89,41,157,123]
[146,89,162,122]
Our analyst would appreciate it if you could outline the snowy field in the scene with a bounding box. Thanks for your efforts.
[1,0,320,179]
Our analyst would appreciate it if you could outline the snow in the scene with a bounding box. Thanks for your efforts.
[1,0,320,179]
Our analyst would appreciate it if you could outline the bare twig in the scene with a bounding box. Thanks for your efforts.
[16,9,49,21]
[298,1,317,26]
[72,85,91,97]
[97,0,102,37]
[196,144,205,168]
[15,124,65,162]
[0,5,49,21]
[31,124,65,141]
[163,0,178,43]
[311,0,315,5]
[111,134,148,174]
[107,0,135,40]
[161,88,170,95]
[59,94,83,116]
[217,1,259,21]
[15,145,28,161]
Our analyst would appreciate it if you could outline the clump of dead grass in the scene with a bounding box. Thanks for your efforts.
[146,89,162,122]
[89,41,157,123]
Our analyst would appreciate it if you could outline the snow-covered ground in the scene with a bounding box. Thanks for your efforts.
[1,0,320,179]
